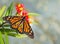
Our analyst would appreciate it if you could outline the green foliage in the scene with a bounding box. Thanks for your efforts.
[28,13,40,16]
[0,31,4,44]
[16,34,27,38]
[0,6,6,17]
[0,2,14,44]
[0,6,6,25]
[0,28,27,38]
[4,32,9,44]
[3,2,13,17]
[0,18,4,24]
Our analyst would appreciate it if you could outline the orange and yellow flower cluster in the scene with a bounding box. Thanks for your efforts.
[16,4,29,22]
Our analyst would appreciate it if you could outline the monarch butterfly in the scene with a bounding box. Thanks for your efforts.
[3,16,34,39]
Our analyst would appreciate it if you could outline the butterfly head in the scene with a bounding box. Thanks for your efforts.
[3,16,11,21]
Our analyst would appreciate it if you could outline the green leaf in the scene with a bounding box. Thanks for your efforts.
[28,13,40,16]
[32,20,39,25]
[0,31,4,44]
[16,34,27,38]
[0,18,4,24]
[0,27,27,38]
[4,32,9,44]
[0,6,6,17]
[3,2,13,16]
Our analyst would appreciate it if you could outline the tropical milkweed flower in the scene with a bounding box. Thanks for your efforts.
[22,10,33,24]
[16,4,24,14]
[15,3,33,24]
[22,10,29,22]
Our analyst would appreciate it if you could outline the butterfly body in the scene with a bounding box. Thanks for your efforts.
[3,16,34,39]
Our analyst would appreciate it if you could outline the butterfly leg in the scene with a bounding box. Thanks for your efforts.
[0,22,6,32]
[0,22,8,29]
[0,24,2,29]
[16,30,19,34]
[0,22,5,28]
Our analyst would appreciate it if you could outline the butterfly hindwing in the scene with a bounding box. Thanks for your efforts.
[18,21,24,34]
[23,19,34,38]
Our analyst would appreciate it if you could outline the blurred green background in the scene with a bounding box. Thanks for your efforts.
[0,0,60,44]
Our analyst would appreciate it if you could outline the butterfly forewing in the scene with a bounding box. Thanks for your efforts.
[11,20,22,29]
[9,16,24,24]
[3,16,24,24]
